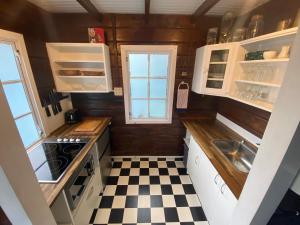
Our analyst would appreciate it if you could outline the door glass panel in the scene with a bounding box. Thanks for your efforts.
[3,83,31,118]
[206,80,223,89]
[210,50,229,62]
[208,64,226,79]
[131,100,148,119]
[129,54,148,77]
[150,100,166,118]
[15,114,40,148]
[0,43,20,82]
[150,54,169,77]
[130,78,148,98]
[150,79,167,98]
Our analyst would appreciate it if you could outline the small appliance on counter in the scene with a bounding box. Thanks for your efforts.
[64,109,81,124]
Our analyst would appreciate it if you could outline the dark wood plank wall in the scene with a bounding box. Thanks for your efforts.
[217,0,300,138]
[48,14,220,155]
[0,0,56,102]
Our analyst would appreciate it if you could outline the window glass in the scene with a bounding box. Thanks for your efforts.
[150,54,169,77]
[129,54,148,77]
[130,78,148,98]
[3,83,31,117]
[131,100,148,119]
[0,43,20,82]
[15,114,40,148]
[150,79,167,98]
[150,100,166,118]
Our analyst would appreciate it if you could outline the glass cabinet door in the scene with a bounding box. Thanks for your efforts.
[205,49,229,90]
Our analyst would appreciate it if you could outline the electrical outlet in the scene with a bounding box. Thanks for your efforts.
[114,87,123,96]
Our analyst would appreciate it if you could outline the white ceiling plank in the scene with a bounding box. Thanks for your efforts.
[27,0,87,13]
[151,0,205,15]
[91,0,144,14]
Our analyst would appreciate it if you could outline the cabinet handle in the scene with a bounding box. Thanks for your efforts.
[214,174,220,185]
[221,183,226,194]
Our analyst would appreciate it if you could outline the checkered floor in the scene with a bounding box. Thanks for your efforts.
[89,157,208,225]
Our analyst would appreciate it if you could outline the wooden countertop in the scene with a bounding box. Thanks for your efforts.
[40,117,111,206]
[182,118,255,199]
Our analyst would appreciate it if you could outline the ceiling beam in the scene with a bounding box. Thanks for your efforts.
[145,0,150,22]
[77,0,102,21]
[194,0,220,16]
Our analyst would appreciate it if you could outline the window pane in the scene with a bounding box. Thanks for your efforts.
[130,78,148,98]
[150,54,169,77]
[3,83,31,118]
[129,54,148,77]
[15,114,40,148]
[150,100,166,118]
[150,79,167,98]
[131,100,148,119]
[0,43,21,82]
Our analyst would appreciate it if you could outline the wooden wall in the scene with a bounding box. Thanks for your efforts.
[49,14,220,155]
[0,0,56,102]
[217,0,300,138]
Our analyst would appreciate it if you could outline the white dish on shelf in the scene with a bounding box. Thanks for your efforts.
[263,51,277,59]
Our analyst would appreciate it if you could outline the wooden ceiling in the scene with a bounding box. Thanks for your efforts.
[27,0,270,16]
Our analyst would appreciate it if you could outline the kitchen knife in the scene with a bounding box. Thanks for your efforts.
[42,98,51,117]
[49,91,58,115]
[53,88,62,112]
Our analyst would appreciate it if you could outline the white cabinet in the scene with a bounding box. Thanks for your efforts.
[187,136,237,225]
[192,43,238,96]
[46,43,112,93]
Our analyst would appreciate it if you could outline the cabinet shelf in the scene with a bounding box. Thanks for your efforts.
[54,60,104,64]
[56,75,106,79]
[240,27,298,46]
[228,95,272,112]
[208,78,224,81]
[239,58,289,64]
[209,61,227,65]
[235,80,281,88]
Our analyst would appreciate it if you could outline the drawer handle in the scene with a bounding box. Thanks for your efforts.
[214,174,220,185]
[221,184,226,194]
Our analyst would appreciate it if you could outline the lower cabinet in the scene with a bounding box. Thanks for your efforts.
[187,136,237,225]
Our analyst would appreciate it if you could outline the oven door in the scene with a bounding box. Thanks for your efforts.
[64,153,95,210]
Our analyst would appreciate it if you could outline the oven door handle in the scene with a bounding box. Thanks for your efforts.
[86,157,95,176]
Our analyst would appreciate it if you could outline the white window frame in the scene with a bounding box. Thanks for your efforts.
[0,29,46,150]
[121,45,177,124]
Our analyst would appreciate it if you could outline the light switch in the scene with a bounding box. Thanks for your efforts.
[114,87,123,96]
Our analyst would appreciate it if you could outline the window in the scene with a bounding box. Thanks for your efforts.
[0,41,42,149]
[121,45,177,124]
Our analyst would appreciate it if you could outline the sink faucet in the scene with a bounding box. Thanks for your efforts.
[240,139,245,144]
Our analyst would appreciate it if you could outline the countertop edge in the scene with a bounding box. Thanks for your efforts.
[182,118,247,199]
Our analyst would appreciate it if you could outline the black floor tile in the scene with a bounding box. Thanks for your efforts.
[150,176,160,184]
[125,196,138,208]
[170,176,182,184]
[131,161,140,168]
[164,207,179,222]
[174,195,188,207]
[128,176,139,185]
[190,207,207,221]
[140,168,150,175]
[139,185,150,195]
[149,161,158,168]
[137,208,151,223]
[167,161,176,168]
[178,168,188,175]
[120,168,130,176]
[99,196,114,208]
[183,184,196,194]
[113,162,122,168]
[161,185,173,195]
[107,176,118,185]
[115,185,128,195]
[150,195,163,207]
[159,168,169,175]
[108,209,124,223]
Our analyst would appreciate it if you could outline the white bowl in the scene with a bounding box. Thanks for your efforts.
[263,51,278,60]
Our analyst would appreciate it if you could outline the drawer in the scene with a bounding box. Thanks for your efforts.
[96,128,110,158]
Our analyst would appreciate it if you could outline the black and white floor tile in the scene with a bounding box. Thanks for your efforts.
[89,157,208,225]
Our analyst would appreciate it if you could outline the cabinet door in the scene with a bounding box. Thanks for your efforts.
[202,44,236,96]
[188,136,237,225]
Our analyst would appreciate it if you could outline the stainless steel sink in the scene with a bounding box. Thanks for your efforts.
[212,140,257,173]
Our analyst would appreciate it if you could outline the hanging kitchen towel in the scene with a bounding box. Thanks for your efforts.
[176,81,189,109]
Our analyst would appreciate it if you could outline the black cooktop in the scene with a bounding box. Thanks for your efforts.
[28,138,89,183]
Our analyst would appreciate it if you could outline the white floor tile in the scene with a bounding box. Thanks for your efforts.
[149,168,159,175]
[110,168,121,176]
[139,176,150,185]
[172,184,185,195]
[93,208,110,224]
[123,208,138,223]
[117,176,129,185]
[177,207,193,222]
[150,185,162,195]
[138,195,151,208]
[122,161,131,168]
[160,175,171,184]
[186,194,201,207]
[103,185,116,196]
[140,161,149,168]
[127,185,139,195]
[168,168,179,175]
[129,168,139,176]
[162,195,176,207]
[180,175,192,184]
[112,196,126,208]
[151,208,165,223]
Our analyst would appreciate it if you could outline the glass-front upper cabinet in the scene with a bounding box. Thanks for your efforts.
[192,43,238,96]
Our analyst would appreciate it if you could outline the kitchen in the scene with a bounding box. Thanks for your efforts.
[0,0,300,225]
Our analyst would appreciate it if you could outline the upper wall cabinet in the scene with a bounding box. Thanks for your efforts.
[192,27,298,112]
[46,43,112,93]
[192,43,238,96]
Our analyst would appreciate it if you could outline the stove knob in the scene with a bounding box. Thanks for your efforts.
[63,138,69,142]
[70,138,75,142]
[75,138,81,142]
[57,138,62,142]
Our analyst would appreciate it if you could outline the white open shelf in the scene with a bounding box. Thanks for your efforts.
[239,58,289,64]
[235,80,281,88]
[46,42,112,93]
[209,61,227,64]
[228,95,273,112]
[240,27,298,46]
[208,78,224,81]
